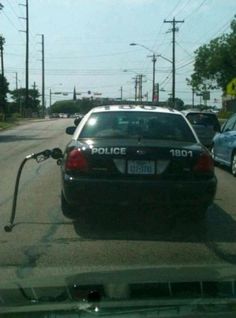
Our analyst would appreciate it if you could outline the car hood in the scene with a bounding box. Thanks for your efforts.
[2,265,236,316]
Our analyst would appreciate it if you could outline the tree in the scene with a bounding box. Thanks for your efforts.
[167,97,184,110]
[51,99,95,114]
[10,88,41,116]
[0,74,9,120]
[190,16,236,93]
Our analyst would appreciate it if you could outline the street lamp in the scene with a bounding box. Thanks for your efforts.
[130,43,157,104]
[130,43,173,105]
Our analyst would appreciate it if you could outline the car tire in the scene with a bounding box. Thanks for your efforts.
[61,192,80,219]
[231,152,236,177]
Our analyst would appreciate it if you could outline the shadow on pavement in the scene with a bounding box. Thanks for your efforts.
[71,203,235,243]
[207,204,236,242]
[0,135,47,142]
[205,204,236,264]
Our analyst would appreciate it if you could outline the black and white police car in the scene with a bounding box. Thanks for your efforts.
[61,105,217,221]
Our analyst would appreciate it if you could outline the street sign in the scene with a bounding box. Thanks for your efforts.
[226,78,236,96]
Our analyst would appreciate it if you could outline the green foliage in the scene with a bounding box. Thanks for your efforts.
[0,112,22,130]
[10,112,22,120]
[50,99,95,114]
[217,109,234,119]
[190,16,236,92]
[10,88,41,114]
[167,97,184,110]
[0,75,9,119]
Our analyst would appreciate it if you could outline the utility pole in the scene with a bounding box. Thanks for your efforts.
[129,43,157,104]
[38,34,45,117]
[120,86,123,100]
[192,88,195,108]
[0,36,5,77]
[15,72,18,90]
[138,74,143,102]
[133,76,138,102]
[164,17,184,108]
[148,54,157,104]
[19,0,29,116]
[49,88,52,108]
[152,54,156,103]
[32,81,37,109]
[15,72,19,114]
[0,4,4,80]
[0,33,6,118]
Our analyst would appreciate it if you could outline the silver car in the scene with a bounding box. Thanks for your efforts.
[182,110,221,148]
[212,112,236,176]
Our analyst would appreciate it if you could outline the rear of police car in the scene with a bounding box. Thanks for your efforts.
[61,105,217,220]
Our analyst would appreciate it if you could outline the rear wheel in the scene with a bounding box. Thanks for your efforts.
[231,152,236,177]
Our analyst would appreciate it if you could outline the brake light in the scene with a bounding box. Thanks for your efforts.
[194,153,214,173]
[66,149,88,171]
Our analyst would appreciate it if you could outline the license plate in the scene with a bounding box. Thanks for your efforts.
[127,160,155,175]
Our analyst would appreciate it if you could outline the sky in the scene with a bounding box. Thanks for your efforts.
[1,0,236,108]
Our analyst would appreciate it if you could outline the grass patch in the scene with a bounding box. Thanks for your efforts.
[0,121,15,130]
[0,113,22,130]
[217,110,234,119]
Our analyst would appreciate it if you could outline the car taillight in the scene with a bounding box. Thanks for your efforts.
[194,153,214,173]
[65,149,88,171]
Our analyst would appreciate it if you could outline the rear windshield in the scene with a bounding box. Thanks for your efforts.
[79,111,196,142]
[186,113,220,132]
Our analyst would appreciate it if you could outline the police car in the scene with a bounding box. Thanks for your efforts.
[61,105,217,221]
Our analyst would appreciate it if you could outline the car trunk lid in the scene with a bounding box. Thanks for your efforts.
[65,138,213,179]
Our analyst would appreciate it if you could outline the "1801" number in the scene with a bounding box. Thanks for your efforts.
[170,149,193,157]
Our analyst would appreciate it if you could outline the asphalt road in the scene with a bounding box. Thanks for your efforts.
[0,118,236,283]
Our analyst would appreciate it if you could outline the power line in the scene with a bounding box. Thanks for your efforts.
[159,71,172,87]
[183,0,208,20]
[175,41,193,59]
[5,0,38,60]
[2,10,24,43]
[45,50,137,60]
[173,0,192,17]
[176,61,194,70]
[165,0,184,19]
[6,0,19,16]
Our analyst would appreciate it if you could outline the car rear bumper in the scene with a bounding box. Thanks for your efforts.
[62,173,217,214]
